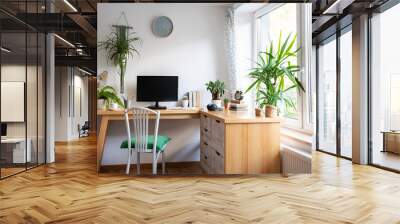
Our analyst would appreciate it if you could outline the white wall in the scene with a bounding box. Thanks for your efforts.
[97,3,229,165]
[55,67,89,141]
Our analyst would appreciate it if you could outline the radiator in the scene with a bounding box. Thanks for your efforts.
[280,144,312,177]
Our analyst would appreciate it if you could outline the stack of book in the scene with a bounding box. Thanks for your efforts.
[229,99,248,111]
[188,91,201,108]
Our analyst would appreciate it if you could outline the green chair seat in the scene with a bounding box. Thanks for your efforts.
[120,135,171,152]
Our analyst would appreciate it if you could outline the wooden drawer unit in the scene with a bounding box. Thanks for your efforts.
[200,113,212,138]
[200,110,281,174]
[210,118,225,152]
[200,115,225,174]
[200,141,211,173]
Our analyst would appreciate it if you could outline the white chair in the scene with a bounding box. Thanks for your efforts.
[121,107,171,175]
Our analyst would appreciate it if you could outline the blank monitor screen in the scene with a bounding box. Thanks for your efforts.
[1,123,7,137]
[137,76,178,102]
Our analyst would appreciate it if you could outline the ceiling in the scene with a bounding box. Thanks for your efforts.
[311,0,392,44]
[0,0,397,74]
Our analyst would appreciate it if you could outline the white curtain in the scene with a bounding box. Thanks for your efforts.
[225,8,237,96]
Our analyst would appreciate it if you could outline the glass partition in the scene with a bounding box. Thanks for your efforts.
[0,2,46,179]
[0,31,28,177]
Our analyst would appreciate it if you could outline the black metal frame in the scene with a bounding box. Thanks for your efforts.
[0,0,47,180]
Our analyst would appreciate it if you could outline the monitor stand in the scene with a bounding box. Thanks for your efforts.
[147,101,167,110]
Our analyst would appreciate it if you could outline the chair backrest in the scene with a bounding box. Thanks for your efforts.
[124,106,160,154]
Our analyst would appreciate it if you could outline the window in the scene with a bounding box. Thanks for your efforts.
[339,29,352,158]
[370,3,400,171]
[256,4,300,120]
[317,37,337,155]
[308,46,317,126]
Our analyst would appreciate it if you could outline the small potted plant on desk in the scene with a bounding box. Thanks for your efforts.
[223,98,230,110]
[246,33,305,117]
[205,80,225,107]
[97,85,125,110]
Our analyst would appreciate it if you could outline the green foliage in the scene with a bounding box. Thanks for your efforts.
[223,98,230,104]
[205,80,225,100]
[246,32,305,110]
[97,85,124,109]
[98,26,141,93]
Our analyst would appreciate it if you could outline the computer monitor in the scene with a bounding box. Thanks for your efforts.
[137,76,178,109]
[1,123,7,138]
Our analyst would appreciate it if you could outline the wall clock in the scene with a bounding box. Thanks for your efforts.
[152,16,173,38]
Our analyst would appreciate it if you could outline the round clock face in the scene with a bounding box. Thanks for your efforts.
[152,16,173,38]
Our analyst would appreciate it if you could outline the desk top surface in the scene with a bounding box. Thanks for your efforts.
[97,108,202,116]
[98,108,280,124]
[202,110,281,124]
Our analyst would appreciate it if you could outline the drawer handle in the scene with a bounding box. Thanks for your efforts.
[216,151,221,156]
[204,142,208,146]
[216,120,221,123]
[204,128,208,132]
[205,156,208,160]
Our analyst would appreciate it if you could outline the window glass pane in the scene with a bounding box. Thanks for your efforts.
[340,29,352,158]
[309,46,317,125]
[371,3,400,171]
[257,4,299,119]
[318,38,337,154]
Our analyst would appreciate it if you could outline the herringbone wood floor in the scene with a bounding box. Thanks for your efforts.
[1,136,400,224]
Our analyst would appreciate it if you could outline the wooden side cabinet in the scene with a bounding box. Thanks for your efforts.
[200,111,281,174]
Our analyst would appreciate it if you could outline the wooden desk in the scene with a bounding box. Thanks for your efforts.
[97,108,281,174]
[97,108,202,172]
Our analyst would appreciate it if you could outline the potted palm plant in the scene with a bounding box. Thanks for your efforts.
[246,33,305,117]
[205,80,225,107]
[97,85,124,110]
[99,25,141,102]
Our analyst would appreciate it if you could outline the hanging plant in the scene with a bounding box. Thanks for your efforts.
[99,21,141,96]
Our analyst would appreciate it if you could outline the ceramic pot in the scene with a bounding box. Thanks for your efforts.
[212,99,222,107]
[109,102,120,111]
[265,105,278,117]
[98,99,106,110]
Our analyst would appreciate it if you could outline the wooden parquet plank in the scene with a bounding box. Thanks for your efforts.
[0,135,400,223]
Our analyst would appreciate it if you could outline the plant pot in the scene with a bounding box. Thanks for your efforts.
[224,102,230,110]
[98,99,106,110]
[255,108,262,117]
[109,102,120,111]
[265,105,278,118]
[212,99,222,107]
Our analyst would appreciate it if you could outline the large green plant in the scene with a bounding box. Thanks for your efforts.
[97,85,124,109]
[246,33,305,110]
[99,26,141,94]
[205,80,225,100]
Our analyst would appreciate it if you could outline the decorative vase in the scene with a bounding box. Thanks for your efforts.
[265,105,277,118]
[212,99,222,107]
[98,99,106,110]
[182,99,189,108]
